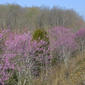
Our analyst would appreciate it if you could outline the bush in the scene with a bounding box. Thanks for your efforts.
[32,29,49,42]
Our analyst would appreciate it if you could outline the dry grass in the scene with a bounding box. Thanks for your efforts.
[31,52,85,85]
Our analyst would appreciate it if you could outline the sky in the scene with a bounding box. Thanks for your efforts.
[0,0,85,18]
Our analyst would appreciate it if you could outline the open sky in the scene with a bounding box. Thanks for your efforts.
[0,0,85,19]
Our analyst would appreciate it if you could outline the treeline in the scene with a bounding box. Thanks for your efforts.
[0,4,85,31]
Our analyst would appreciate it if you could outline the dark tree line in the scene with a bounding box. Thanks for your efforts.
[0,4,85,31]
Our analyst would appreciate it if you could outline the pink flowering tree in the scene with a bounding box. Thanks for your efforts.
[30,40,51,76]
[0,29,17,85]
[75,28,85,54]
[4,31,32,85]
[4,30,51,84]
[49,26,77,67]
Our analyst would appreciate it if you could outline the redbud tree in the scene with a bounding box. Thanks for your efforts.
[0,29,17,85]
[75,28,85,54]
[49,26,77,67]
[4,29,51,84]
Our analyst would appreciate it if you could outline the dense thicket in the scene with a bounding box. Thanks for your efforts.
[0,4,85,31]
[0,27,85,84]
[0,4,85,85]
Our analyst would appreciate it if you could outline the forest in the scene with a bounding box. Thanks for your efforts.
[0,4,85,85]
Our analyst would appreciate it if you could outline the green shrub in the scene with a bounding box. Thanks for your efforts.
[32,29,48,42]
